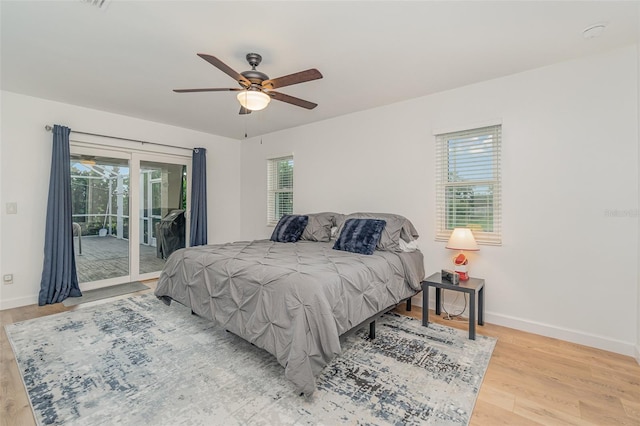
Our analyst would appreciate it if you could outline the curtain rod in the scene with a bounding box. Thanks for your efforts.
[44,125,194,152]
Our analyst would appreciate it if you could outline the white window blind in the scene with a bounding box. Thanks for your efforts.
[267,155,294,226]
[435,125,502,245]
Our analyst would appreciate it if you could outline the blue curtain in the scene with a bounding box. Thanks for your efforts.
[39,125,82,305]
[190,148,208,246]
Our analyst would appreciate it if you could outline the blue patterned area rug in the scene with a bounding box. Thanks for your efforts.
[6,294,496,426]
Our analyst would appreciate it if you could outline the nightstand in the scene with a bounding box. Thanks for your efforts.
[421,272,485,340]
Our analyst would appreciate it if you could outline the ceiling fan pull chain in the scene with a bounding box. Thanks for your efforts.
[244,106,248,138]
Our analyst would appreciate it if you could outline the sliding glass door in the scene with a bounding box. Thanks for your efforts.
[70,151,131,284]
[138,159,188,278]
[70,147,190,287]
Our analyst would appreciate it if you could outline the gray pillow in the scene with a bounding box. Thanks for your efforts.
[300,212,344,242]
[337,212,419,252]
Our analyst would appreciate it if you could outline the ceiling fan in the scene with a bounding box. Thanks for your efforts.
[174,53,323,115]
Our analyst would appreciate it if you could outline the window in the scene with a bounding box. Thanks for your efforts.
[435,125,502,245]
[267,155,294,225]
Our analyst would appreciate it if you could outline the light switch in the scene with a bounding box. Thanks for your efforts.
[6,202,17,214]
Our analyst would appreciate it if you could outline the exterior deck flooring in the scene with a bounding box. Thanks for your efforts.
[74,235,167,283]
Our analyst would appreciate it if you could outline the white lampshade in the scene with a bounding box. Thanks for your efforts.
[446,228,479,251]
[237,90,271,111]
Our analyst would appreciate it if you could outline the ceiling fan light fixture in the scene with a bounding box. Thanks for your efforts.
[237,90,271,111]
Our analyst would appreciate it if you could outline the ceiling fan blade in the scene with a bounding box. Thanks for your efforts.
[262,69,322,90]
[269,91,318,109]
[173,88,243,93]
[239,106,252,115]
[197,53,251,88]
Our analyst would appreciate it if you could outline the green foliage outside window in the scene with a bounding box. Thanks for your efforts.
[276,159,293,217]
[436,125,501,245]
[71,166,129,237]
[268,156,294,224]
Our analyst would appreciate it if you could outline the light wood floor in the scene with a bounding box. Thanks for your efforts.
[2,283,639,426]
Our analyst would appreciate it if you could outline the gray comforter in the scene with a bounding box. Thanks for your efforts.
[155,240,424,395]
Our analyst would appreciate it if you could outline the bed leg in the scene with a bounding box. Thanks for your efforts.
[406,298,412,311]
[369,321,376,339]
[191,310,196,316]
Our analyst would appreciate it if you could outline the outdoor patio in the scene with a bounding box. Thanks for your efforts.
[74,235,166,283]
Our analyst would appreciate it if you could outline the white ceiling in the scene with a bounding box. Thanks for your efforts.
[1,1,638,140]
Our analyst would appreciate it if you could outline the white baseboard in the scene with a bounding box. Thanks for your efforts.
[484,311,635,357]
[0,294,39,310]
[0,281,129,311]
[411,295,636,358]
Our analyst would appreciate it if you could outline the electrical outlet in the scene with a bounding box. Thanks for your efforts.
[6,202,17,215]
[3,274,14,285]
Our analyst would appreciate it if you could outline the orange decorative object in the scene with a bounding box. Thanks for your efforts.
[453,253,470,280]
[453,253,468,266]
[456,270,470,281]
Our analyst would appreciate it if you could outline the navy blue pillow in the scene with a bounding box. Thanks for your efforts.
[333,219,386,255]
[270,215,309,243]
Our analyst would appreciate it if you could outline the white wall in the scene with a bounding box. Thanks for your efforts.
[241,46,639,356]
[0,91,242,309]
[636,3,640,365]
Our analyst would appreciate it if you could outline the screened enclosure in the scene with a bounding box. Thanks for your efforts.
[70,153,187,283]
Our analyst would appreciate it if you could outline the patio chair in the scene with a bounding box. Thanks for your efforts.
[72,222,82,255]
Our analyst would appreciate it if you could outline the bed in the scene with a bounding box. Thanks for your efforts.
[154,212,425,395]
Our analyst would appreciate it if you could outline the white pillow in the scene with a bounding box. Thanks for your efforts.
[399,239,419,252]
[330,226,339,240]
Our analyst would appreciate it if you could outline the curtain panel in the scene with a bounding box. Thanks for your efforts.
[190,148,208,246]
[39,124,82,305]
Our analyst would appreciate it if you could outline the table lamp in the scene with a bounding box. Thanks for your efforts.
[446,228,479,281]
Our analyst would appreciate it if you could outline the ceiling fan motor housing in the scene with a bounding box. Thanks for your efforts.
[241,70,269,85]
[242,53,269,86]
